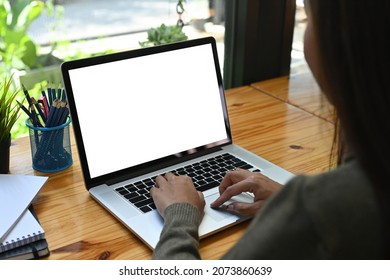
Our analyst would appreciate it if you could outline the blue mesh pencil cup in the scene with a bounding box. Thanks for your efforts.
[26,117,73,172]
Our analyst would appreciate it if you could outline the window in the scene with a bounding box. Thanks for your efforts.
[30,0,224,56]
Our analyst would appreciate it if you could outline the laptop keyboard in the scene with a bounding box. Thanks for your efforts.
[114,153,256,213]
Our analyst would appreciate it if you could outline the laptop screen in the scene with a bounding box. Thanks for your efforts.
[63,37,231,184]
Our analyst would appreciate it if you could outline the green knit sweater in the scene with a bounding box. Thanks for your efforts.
[153,159,386,259]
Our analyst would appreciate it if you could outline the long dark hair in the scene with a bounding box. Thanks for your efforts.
[307,0,390,251]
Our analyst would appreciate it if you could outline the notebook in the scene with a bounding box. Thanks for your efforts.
[0,209,45,253]
[0,174,47,242]
[0,238,49,260]
[0,206,49,260]
[61,36,294,249]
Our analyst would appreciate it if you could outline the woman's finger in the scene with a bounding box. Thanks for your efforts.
[210,179,254,208]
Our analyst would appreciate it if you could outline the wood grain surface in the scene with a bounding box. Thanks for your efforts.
[9,81,334,259]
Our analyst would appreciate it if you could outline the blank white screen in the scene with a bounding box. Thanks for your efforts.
[69,44,228,179]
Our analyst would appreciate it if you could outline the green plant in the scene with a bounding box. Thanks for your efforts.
[139,24,188,47]
[0,0,45,72]
[0,75,21,142]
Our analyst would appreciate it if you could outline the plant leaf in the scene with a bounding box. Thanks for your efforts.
[20,35,37,67]
[0,75,21,142]
[15,0,44,32]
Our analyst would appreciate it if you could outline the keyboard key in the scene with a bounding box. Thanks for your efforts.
[142,178,155,186]
[137,189,148,195]
[116,189,128,196]
[210,170,220,175]
[197,179,207,186]
[192,164,202,170]
[204,176,214,183]
[140,205,153,213]
[194,175,204,181]
[185,167,195,173]
[134,197,153,208]
[213,174,223,181]
[129,195,147,204]
[236,163,254,169]
[125,185,137,193]
[196,181,219,192]
[124,192,138,200]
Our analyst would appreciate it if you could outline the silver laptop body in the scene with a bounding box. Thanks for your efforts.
[61,37,293,249]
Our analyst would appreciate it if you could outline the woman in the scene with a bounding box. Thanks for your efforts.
[150,0,389,259]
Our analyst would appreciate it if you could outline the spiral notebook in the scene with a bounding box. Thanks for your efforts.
[0,209,45,253]
[0,174,47,242]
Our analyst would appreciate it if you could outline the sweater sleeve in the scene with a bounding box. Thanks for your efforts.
[153,203,203,260]
[152,177,322,260]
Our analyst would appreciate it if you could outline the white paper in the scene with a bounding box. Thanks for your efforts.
[0,174,48,242]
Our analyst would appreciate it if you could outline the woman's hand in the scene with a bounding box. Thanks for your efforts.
[150,172,205,218]
[210,168,283,215]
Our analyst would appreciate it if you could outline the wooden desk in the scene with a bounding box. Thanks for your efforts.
[251,72,335,123]
[9,85,334,260]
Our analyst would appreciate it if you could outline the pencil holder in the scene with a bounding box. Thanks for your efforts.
[26,118,73,172]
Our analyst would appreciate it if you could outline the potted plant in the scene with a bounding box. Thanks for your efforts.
[0,75,21,173]
[139,0,188,48]
[139,24,188,47]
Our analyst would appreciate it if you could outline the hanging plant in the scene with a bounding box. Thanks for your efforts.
[139,24,188,47]
[139,0,187,47]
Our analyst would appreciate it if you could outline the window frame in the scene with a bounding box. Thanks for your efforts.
[223,0,296,89]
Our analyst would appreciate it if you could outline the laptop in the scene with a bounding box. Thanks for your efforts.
[61,36,293,250]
